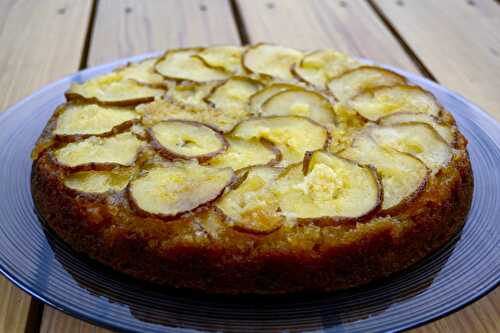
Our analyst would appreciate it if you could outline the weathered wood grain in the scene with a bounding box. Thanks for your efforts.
[0,0,93,111]
[372,0,500,120]
[40,307,114,333]
[0,1,93,332]
[40,0,240,331]
[235,0,419,72]
[87,0,240,66]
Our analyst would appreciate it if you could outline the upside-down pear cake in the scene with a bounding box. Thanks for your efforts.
[31,44,472,294]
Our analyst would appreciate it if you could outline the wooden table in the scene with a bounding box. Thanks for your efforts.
[1,0,498,332]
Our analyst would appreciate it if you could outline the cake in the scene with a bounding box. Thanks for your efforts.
[31,44,473,294]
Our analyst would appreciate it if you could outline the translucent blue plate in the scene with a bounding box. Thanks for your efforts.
[0,52,498,333]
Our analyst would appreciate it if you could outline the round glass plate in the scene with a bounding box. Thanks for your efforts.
[0,52,498,333]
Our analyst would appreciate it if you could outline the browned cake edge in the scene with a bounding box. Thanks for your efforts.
[31,131,472,294]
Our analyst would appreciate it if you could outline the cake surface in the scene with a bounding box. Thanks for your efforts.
[31,44,473,294]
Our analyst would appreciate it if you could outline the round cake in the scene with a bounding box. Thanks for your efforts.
[31,44,473,294]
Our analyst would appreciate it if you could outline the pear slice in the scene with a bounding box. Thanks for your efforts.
[64,168,135,193]
[349,85,441,121]
[273,151,382,225]
[54,132,143,170]
[367,123,452,174]
[261,89,335,125]
[378,112,456,145]
[207,137,280,170]
[155,48,230,82]
[242,43,303,80]
[328,66,406,101]
[339,134,429,213]
[53,104,139,139]
[194,45,246,74]
[149,120,228,162]
[128,163,234,220]
[231,116,329,166]
[115,58,164,86]
[292,49,361,89]
[217,166,283,235]
[205,76,263,108]
[249,83,303,114]
[66,72,165,106]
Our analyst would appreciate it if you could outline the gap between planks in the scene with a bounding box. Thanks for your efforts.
[229,0,249,44]
[79,0,99,70]
[365,0,437,81]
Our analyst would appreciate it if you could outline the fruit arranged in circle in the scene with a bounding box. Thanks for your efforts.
[32,44,472,294]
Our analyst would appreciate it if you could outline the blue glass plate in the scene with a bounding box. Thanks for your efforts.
[0,53,498,333]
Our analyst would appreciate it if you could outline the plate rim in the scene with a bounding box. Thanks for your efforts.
[0,51,499,333]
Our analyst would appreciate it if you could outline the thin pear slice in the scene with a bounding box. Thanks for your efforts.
[231,116,329,166]
[64,168,135,193]
[207,138,280,170]
[195,46,245,74]
[128,163,234,220]
[261,89,335,125]
[367,123,452,174]
[116,58,164,86]
[242,43,303,80]
[273,151,382,225]
[66,72,164,106]
[54,132,143,170]
[328,66,406,101]
[378,112,456,145]
[293,50,361,89]
[339,135,429,212]
[149,120,228,162]
[155,48,230,82]
[205,76,263,108]
[249,83,303,114]
[349,85,441,121]
[54,104,139,138]
[217,166,283,235]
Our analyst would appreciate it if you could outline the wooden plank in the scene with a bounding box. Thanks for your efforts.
[235,0,419,72]
[235,1,499,333]
[0,0,93,111]
[41,0,241,331]
[372,0,500,120]
[87,0,241,66]
[0,1,93,332]
[40,307,114,333]
[0,277,36,333]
